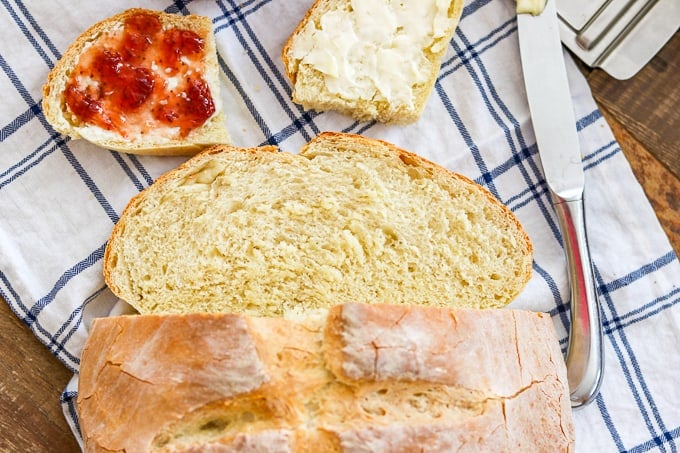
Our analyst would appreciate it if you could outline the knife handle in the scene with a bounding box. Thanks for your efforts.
[552,194,604,408]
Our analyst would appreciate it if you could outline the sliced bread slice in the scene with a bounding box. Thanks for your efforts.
[103,132,533,315]
[282,0,464,123]
[42,8,229,155]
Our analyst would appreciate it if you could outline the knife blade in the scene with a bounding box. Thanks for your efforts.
[517,0,604,408]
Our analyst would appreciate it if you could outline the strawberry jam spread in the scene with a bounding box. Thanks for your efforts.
[64,12,215,138]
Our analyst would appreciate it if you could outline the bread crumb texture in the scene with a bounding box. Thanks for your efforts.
[78,304,574,452]
[103,133,533,315]
[282,0,464,123]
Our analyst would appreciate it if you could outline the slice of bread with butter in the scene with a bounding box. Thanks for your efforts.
[282,0,464,124]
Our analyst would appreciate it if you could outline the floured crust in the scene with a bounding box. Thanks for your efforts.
[78,304,574,452]
[103,132,533,315]
[42,8,229,156]
[78,313,270,452]
[281,0,465,123]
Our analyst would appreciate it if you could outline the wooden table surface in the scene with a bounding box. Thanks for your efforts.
[1,31,679,452]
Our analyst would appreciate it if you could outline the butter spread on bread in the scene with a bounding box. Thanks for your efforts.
[103,132,532,315]
[78,304,574,452]
[42,9,229,155]
[516,0,547,15]
[282,0,464,123]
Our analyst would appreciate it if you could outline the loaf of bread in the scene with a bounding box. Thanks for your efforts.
[103,132,533,315]
[78,303,574,452]
[282,0,464,123]
[42,8,229,155]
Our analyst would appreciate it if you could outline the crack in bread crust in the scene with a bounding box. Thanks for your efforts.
[78,304,574,452]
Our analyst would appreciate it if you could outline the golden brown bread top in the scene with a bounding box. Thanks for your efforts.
[78,303,574,452]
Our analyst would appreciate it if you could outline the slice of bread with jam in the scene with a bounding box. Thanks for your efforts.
[42,8,230,156]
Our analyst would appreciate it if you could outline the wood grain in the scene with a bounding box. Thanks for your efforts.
[586,31,680,179]
[600,106,680,255]
[0,299,80,452]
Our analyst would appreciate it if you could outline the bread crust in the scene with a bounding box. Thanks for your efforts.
[103,132,533,315]
[281,0,465,123]
[42,8,229,155]
[281,0,327,86]
[78,304,574,452]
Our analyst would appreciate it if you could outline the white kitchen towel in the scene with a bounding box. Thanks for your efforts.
[1,0,678,451]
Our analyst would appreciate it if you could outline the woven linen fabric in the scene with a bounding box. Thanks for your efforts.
[1,0,679,450]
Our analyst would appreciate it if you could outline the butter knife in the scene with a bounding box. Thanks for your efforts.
[517,0,604,408]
